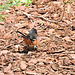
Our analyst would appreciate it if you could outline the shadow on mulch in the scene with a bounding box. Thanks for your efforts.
[14,46,38,54]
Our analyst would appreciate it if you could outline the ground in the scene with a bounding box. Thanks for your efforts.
[0,0,75,75]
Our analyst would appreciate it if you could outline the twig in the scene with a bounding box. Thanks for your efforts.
[0,39,5,41]
[26,72,40,75]
[51,49,65,54]
[23,12,33,23]
[23,12,59,23]
[29,5,49,11]
[60,65,75,69]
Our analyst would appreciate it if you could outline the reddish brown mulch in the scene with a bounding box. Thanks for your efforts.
[0,0,75,75]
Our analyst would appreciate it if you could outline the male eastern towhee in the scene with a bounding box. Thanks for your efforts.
[16,28,37,48]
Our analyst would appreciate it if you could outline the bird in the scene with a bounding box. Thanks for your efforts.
[16,28,37,48]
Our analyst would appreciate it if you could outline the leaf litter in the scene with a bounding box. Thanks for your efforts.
[0,0,75,75]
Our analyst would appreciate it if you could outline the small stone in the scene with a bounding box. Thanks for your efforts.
[20,61,27,70]
[15,45,20,51]
[49,61,53,64]
[6,10,10,12]
[1,50,9,55]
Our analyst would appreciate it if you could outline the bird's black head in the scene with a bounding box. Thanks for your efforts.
[31,28,37,34]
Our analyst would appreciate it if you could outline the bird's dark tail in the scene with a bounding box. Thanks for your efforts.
[16,31,27,38]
